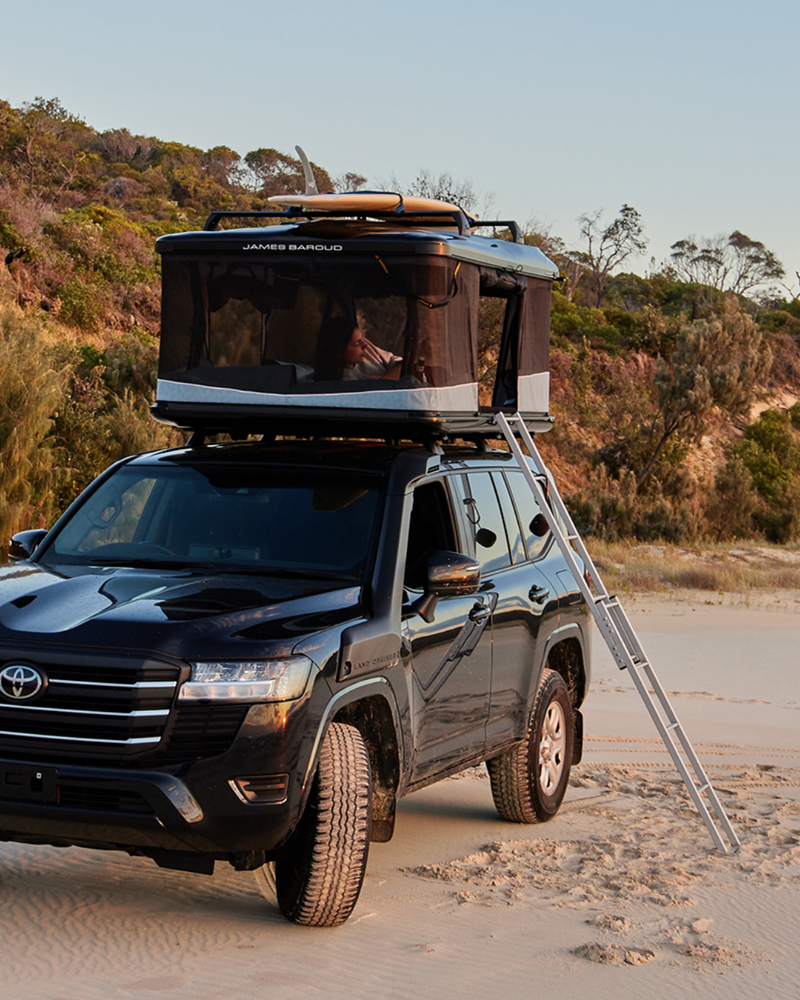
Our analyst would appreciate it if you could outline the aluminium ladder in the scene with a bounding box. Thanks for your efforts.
[494,411,740,854]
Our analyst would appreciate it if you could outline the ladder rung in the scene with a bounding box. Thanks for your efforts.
[696,783,710,794]
[666,722,680,732]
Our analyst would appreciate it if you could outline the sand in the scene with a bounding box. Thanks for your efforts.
[0,591,797,1000]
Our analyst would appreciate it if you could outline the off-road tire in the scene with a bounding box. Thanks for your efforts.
[487,668,574,823]
[274,722,372,926]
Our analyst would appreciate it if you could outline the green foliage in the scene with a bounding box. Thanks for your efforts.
[55,276,113,331]
[757,308,800,336]
[550,291,622,349]
[0,305,63,541]
[733,409,800,542]
[567,467,689,543]
[636,299,771,489]
[0,209,24,252]
[704,456,761,541]
[784,299,800,319]
[3,93,800,553]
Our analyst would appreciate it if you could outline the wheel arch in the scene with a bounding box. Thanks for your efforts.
[333,693,401,843]
[302,678,403,843]
[540,625,587,709]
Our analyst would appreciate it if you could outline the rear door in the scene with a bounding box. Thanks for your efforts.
[462,468,557,749]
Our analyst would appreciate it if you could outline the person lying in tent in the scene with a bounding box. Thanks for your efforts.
[315,317,402,382]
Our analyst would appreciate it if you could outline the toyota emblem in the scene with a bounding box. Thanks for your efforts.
[0,664,46,701]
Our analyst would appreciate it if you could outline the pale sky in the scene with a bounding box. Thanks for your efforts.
[3,0,798,288]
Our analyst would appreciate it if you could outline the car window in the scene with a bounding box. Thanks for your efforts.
[506,470,550,561]
[464,472,512,574]
[404,480,457,590]
[493,473,526,564]
[44,464,382,580]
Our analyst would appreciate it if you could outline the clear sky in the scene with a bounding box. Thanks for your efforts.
[2,0,798,287]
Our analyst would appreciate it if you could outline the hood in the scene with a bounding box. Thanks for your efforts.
[0,563,364,657]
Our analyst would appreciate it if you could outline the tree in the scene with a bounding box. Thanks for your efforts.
[572,204,648,306]
[243,148,332,196]
[387,169,493,218]
[635,299,771,489]
[332,171,367,192]
[668,231,784,295]
[202,145,243,187]
[13,97,91,196]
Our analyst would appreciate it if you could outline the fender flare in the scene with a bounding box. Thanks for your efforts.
[301,676,403,794]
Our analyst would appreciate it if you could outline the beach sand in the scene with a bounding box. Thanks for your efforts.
[0,592,797,999]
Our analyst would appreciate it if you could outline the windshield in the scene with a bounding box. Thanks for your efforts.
[159,254,478,393]
[41,463,383,581]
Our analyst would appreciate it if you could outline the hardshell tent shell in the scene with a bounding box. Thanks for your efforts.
[154,206,559,437]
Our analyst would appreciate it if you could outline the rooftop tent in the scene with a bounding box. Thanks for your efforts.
[158,251,479,413]
[153,202,559,435]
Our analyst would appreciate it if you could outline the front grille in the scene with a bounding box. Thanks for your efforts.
[0,651,180,757]
[0,650,250,766]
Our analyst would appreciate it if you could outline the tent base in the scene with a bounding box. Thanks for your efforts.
[150,402,554,442]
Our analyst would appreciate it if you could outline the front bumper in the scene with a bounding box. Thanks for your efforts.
[0,697,322,857]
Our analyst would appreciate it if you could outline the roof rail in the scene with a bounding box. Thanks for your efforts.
[471,220,523,244]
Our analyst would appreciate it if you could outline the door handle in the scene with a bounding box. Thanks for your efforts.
[529,584,550,604]
[469,606,491,623]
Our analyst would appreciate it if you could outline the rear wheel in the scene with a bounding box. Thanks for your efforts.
[487,668,574,823]
[274,722,372,926]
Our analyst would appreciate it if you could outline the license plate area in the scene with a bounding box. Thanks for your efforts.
[0,763,58,803]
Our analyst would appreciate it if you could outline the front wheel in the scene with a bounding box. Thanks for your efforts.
[274,722,372,926]
[487,668,574,823]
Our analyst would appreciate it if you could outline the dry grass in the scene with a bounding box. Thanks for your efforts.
[587,539,800,595]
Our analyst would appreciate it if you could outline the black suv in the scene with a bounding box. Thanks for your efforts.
[0,438,590,925]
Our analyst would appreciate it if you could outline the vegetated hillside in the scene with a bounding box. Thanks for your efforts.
[536,277,800,545]
[1,96,800,551]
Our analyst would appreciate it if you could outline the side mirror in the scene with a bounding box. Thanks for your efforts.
[412,551,481,623]
[427,551,481,596]
[8,529,49,563]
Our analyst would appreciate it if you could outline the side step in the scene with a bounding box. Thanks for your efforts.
[494,412,740,854]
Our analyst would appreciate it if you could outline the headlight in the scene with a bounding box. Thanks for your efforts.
[178,655,313,703]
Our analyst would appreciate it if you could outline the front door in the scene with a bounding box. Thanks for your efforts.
[402,479,492,782]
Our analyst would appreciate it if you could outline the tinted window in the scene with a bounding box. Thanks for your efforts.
[404,480,457,590]
[45,465,381,581]
[464,472,511,574]
[494,473,526,564]
[506,470,550,561]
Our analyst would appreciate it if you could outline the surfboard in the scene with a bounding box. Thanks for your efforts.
[267,192,463,215]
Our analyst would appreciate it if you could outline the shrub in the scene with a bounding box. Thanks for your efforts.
[0,304,65,542]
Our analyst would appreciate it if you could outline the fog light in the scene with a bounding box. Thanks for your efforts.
[230,774,289,805]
